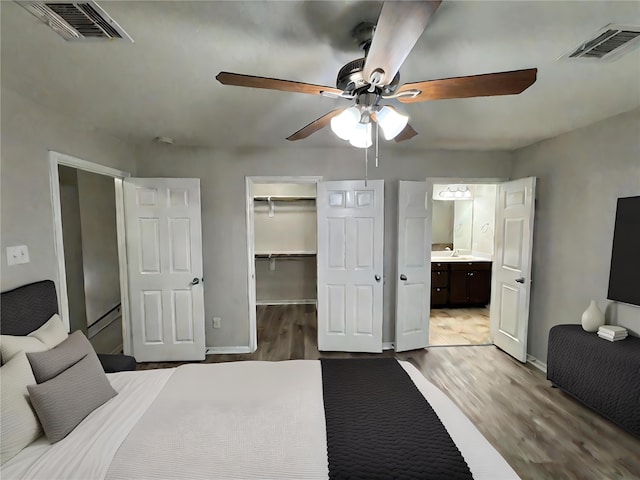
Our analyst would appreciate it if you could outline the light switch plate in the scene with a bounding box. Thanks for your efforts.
[6,245,30,265]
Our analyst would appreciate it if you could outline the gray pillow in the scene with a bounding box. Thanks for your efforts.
[27,353,117,443]
[27,330,94,383]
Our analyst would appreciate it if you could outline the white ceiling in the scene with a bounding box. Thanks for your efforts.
[2,1,639,151]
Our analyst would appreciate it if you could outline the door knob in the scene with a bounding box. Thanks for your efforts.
[400,274,407,281]
[190,277,200,286]
[375,274,381,282]
[515,277,525,284]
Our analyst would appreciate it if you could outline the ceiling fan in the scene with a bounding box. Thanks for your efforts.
[216,0,537,148]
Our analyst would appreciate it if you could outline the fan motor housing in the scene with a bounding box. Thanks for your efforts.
[336,57,400,94]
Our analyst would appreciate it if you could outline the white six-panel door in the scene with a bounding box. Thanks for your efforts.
[395,181,431,352]
[124,178,206,362]
[491,177,536,362]
[316,180,384,352]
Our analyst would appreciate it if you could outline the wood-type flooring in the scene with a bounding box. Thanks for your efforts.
[137,304,640,480]
[429,307,491,345]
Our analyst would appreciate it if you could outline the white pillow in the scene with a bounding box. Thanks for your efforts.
[0,314,68,363]
[0,352,43,465]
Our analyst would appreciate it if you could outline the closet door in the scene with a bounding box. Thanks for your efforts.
[316,180,384,352]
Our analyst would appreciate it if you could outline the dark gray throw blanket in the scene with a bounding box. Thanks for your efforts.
[320,358,473,480]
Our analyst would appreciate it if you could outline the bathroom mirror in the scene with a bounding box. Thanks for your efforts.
[431,184,497,258]
[432,200,472,252]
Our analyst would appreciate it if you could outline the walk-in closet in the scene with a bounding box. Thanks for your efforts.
[253,182,317,305]
[251,181,318,349]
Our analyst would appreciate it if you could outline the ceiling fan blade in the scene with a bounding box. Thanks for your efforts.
[394,123,418,142]
[363,1,442,87]
[216,72,342,96]
[286,109,345,141]
[396,68,538,103]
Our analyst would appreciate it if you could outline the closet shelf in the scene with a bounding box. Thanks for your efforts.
[254,196,316,202]
[255,252,316,258]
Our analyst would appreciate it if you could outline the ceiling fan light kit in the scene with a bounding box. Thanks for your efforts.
[349,122,373,149]
[329,104,408,148]
[330,106,361,141]
[376,106,409,141]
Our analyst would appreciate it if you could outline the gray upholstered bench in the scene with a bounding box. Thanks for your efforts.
[547,324,640,438]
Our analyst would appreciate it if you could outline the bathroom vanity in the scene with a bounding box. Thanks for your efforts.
[430,257,492,308]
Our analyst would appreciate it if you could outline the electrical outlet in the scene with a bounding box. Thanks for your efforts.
[213,317,221,329]
[6,245,30,266]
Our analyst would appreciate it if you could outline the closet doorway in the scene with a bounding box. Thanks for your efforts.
[245,177,321,352]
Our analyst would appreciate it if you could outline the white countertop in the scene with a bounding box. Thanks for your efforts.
[430,255,491,263]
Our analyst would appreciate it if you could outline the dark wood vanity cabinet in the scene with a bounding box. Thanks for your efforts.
[430,262,449,307]
[449,262,492,307]
[431,261,492,308]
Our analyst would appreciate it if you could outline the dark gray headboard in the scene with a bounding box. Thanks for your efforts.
[0,280,59,335]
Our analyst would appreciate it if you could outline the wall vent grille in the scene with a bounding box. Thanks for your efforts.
[17,1,133,42]
[560,24,640,61]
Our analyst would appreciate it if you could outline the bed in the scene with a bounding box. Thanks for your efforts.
[1,281,520,479]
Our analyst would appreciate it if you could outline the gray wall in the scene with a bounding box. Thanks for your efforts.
[512,108,640,363]
[58,166,88,334]
[0,86,137,296]
[77,170,121,324]
[136,145,512,348]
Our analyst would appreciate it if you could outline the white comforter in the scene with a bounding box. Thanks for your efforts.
[3,360,520,480]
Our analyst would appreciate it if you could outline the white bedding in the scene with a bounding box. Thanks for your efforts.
[2,360,519,480]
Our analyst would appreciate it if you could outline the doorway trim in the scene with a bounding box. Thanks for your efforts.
[245,176,322,352]
[49,151,131,352]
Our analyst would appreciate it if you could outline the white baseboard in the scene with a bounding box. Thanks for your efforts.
[527,354,547,373]
[206,346,252,355]
[383,342,394,351]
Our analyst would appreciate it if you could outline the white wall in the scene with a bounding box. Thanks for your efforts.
[512,108,640,363]
[0,86,137,296]
[471,184,497,259]
[453,200,473,253]
[254,201,316,254]
[136,145,511,348]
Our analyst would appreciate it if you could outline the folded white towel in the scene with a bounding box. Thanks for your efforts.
[598,332,628,338]
[598,330,628,337]
[598,333,627,341]
[598,325,628,335]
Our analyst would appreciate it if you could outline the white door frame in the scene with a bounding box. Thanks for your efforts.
[49,151,132,354]
[245,176,322,352]
[424,176,507,345]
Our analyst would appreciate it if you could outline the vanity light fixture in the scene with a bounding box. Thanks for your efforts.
[439,186,472,199]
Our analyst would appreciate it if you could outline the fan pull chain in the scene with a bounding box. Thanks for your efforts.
[364,145,368,187]
[375,121,379,168]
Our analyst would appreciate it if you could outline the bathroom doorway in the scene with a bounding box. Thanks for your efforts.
[429,181,498,346]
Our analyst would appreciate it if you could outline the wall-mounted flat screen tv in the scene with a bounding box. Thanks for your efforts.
[608,196,640,307]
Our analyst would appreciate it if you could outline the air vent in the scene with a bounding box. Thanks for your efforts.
[560,24,640,61]
[17,1,133,41]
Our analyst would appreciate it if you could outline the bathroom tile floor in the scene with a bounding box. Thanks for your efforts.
[429,307,491,345]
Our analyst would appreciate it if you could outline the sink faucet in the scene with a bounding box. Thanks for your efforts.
[450,249,460,257]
